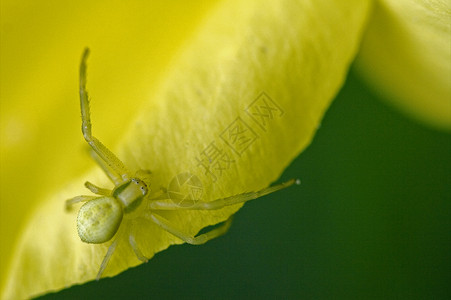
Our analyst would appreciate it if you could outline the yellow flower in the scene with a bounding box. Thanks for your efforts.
[356,0,451,130]
[0,0,448,299]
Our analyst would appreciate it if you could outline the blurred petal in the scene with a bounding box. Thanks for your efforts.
[355,0,451,130]
[1,0,371,298]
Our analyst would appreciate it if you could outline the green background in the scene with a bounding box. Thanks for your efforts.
[39,68,451,299]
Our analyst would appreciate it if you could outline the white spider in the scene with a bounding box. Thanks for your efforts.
[66,48,298,280]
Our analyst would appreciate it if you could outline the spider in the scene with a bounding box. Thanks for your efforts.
[66,48,298,280]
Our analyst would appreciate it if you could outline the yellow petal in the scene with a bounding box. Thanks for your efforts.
[355,0,451,131]
[1,0,371,298]
[0,0,218,295]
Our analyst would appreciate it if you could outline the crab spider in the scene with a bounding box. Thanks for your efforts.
[66,48,299,280]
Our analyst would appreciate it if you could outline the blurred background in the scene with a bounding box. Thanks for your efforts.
[38,68,451,299]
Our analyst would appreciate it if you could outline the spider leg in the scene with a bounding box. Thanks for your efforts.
[128,233,148,262]
[146,188,170,202]
[96,238,119,280]
[89,150,123,185]
[148,213,233,245]
[65,195,97,210]
[96,224,125,280]
[150,179,299,211]
[84,181,112,196]
[79,48,131,181]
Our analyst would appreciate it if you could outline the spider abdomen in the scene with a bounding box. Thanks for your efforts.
[77,197,123,244]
